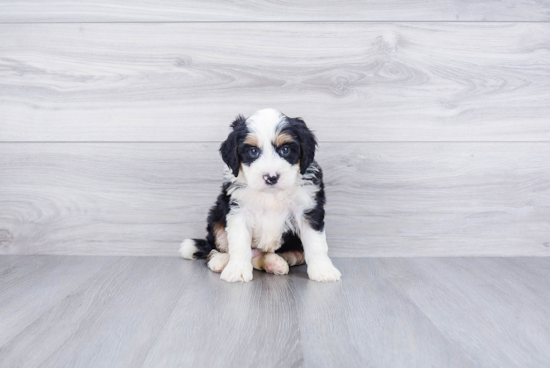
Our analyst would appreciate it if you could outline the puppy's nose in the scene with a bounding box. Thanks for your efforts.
[263,173,279,185]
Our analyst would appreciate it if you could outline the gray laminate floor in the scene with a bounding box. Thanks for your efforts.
[1,256,549,368]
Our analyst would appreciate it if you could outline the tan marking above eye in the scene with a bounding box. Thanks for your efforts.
[243,135,260,147]
[274,132,294,147]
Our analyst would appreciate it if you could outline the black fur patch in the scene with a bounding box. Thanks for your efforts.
[219,115,248,177]
[276,231,304,253]
[273,141,301,166]
[238,144,261,166]
[192,181,237,259]
[190,239,211,259]
[279,117,317,174]
[303,163,326,232]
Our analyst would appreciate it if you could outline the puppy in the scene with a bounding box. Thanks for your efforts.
[180,109,341,282]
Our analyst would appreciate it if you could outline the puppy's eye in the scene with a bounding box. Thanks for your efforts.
[249,147,259,157]
[279,146,290,156]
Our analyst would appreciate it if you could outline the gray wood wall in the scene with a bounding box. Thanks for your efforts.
[1,1,549,256]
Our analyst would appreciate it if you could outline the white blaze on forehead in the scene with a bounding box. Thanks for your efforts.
[245,109,288,149]
[239,108,299,192]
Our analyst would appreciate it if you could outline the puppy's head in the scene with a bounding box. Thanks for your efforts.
[220,108,316,191]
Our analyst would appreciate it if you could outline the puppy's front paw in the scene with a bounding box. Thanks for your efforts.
[220,261,253,282]
[307,262,341,282]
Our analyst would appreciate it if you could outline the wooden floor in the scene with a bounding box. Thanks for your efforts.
[1,256,549,368]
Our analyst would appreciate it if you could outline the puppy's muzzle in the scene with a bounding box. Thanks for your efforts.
[263,173,279,186]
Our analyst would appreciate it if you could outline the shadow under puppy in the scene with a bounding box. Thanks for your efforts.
[180,108,341,283]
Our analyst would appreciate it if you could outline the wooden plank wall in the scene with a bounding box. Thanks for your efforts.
[1,1,549,256]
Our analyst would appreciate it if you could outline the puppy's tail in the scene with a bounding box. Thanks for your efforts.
[179,238,214,260]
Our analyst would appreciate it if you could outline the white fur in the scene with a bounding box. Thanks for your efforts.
[300,226,341,282]
[227,179,317,253]
[179,239,198,260]
[207,251,230,273]
[220,212,254,282]
[220,261,253,282]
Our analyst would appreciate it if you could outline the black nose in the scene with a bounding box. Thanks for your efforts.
[263,174,279,185]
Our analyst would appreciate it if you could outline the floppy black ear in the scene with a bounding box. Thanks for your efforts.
[219,115,247,177]
[288,117,317,174]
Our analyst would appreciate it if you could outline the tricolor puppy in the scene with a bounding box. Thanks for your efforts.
[180,109,341,283]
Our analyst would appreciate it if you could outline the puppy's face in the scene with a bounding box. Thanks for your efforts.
[220,109,317,191]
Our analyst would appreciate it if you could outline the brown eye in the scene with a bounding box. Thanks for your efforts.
[279,146,290,156]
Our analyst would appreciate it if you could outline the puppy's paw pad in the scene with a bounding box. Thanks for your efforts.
[207,253,230,273]
[264,254,289,275]
[307,263,342,282]
[220,262,253,282]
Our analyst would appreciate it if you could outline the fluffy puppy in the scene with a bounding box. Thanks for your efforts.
[180,108,341,283]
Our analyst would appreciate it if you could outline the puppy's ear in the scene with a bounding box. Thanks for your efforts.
[289,117,317,174]
[219,115,247,177]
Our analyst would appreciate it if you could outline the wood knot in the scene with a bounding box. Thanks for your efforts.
[0,229,14,247]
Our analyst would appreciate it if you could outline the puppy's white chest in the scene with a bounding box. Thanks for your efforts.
[250,209,290,252]
[232,184,315,252]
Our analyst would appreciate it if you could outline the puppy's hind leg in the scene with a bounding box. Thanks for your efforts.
[278,251,305,267]
[251,249,266,271]
[207,250,230,273]
[263,253,289,275]
[251,250,289,275]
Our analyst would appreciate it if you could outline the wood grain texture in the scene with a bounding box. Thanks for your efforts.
[0,255,111,346]
[1,142,549,256]
[2,256,550,367]
[292,258,470,367]
[0,257,191,368]
[144,257,302,368]
[1,0,549,22]
[1,23,549,142]
[382,257,550,367]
